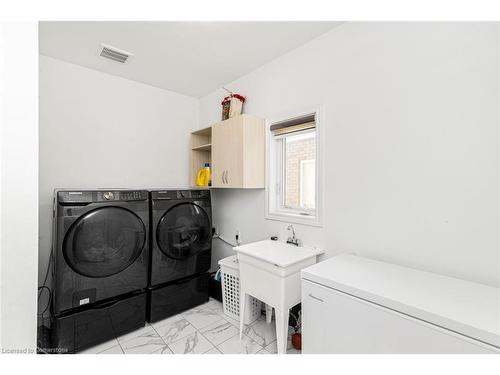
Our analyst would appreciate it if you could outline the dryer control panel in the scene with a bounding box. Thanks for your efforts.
[151,189,210,200]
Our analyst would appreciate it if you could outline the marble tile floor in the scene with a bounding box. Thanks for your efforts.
[80,298,301,355]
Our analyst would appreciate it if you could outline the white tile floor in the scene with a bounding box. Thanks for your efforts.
[80,298,301,354]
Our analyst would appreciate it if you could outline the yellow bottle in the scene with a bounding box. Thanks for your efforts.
[196,163,211,187]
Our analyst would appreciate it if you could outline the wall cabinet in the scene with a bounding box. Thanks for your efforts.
[190,114,265,189]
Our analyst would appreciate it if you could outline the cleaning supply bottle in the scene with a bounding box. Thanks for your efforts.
[204,163,212,186]
[196,163,211,187]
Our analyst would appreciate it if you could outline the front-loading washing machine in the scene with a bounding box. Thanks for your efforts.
[147,189,211,322]
[51,189,149,352]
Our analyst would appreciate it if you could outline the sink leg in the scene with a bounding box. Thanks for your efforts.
[265,304,273,324]
[239,290,247,340]
[275,307,289,354]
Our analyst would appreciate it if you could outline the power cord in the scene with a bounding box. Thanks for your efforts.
[38,248,54,324]
[212,226,242,247]
[37,286,52,316]
[212,233,238,247]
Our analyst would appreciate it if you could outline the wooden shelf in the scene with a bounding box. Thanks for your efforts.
[191,126,211,136]
[192,143,212,152]
[190,126,212,187]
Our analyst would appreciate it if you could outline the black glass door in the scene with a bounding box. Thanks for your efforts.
[63,207,146,278]
[156,203,211,260]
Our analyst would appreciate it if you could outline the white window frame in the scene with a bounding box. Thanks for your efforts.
[265,107,323,227]
[299,159,315,208]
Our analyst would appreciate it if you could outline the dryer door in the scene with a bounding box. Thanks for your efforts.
[63,206,146,278]
[156,202,211,260]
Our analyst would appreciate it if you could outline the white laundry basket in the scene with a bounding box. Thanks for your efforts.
[218,255,261,325]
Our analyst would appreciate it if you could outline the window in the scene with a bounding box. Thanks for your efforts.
[267,111,321,226]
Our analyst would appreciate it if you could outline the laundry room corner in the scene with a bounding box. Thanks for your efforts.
[0,21,39,352]
[37,55,199,314]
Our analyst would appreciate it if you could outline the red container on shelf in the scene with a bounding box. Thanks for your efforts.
[221,93,245,120]
[292,332,302,350]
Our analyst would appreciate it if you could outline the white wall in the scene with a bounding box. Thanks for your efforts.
[201,22,500,287]
[0,22,38,352]
[39,56,198,289]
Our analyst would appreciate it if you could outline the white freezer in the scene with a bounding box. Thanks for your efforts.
[301,254,500,353]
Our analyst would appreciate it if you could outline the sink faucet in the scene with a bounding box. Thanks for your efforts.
[286,224,302,247]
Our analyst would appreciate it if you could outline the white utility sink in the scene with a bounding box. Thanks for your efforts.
[234,239,324,354]
[234,239,323,269]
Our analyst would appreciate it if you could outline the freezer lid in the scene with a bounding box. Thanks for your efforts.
[301,254,500,349]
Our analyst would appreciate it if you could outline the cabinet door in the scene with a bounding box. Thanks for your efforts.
[211,117,243,188]
[302,280,497,354]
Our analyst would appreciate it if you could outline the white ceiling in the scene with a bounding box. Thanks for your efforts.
[39,21,341,97]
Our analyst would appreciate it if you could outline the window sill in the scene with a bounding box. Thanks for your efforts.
[265,211,322,227]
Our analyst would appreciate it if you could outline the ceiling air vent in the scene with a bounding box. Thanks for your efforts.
[99,43,133,64]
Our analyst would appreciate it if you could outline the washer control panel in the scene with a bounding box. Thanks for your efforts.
[118,191,145,201]
[96,190,146,201]
[57,190,147,203]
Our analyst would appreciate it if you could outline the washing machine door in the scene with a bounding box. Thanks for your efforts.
[156,202,211,260]
[63,206,146,278]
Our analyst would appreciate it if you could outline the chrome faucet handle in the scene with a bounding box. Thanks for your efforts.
[286,224,301,246]
[286,237,301,246]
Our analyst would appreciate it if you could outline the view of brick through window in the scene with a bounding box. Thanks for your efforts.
[285,132,316,209]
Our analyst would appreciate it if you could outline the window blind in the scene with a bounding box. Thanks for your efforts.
[270,113,315,136]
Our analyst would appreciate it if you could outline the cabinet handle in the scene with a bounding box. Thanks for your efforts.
[308,293,324,303]
[226,170,229,184]
[222,170,227,184]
